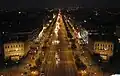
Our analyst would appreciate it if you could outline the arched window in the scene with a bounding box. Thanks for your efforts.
[5,46,7,48]
[21,44,23,47]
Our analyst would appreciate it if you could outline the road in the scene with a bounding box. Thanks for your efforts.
[63,14,103,76]
[40,13,77,76]
[57,14,77,76]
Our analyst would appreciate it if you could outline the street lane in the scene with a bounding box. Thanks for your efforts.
[41,12,77,76]
[40,17,58,76]
[63,14,103,76]
[57,14,77,76]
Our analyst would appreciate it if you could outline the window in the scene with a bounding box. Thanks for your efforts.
[98,45,100,50]
[5,46,7,48]
[105,44,107,47]
[21,44,23,47]
[95,44,97,47]
[95,47,98,50]
[111,47,113,50]
[96,44,98,46]
[111,45,112,47]
[94,44,97,47]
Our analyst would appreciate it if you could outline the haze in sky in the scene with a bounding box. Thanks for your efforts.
[0,0,119,9]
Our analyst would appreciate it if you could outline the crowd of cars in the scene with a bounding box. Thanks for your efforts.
[55,52,60,66]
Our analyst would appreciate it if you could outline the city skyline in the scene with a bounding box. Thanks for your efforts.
[0,8,119,76]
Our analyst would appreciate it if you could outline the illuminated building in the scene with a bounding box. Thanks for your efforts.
[4,42,25,60]
[94,41,114,61]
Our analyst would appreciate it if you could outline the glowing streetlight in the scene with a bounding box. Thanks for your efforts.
[18,12,21,14]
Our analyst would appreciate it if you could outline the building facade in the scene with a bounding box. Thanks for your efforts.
[4,42,25,60]
[94,41,114,60]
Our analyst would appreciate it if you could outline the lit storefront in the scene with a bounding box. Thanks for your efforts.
[4,42,25,60]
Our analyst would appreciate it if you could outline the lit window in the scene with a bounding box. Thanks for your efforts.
[105,44,107,47]
[101,44,103,46]
[96,47,98,50]
[94,47,96,50]
[111,45,112,47]
[95,44,97,47]
[111,48,113,50]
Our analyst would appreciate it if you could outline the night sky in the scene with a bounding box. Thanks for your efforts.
[0,0,120,9]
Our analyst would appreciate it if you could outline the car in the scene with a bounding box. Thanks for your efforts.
[21,73,24,76]
[24,72,27,75]
[58,49,60,52]
[31,70,39,76]
[55,53,58,58]
[40,71,45,76]
[31,57,35,60]
[57,58,60,62]
[56,60,59,65]
[26,63,31,67]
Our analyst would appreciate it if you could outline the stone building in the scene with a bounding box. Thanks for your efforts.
[4,42,25,60]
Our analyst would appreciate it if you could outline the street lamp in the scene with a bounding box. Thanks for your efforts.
[84,20,87,23]
[31,70,39,76]
[49,20,52,23]
[18,12,21,14]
